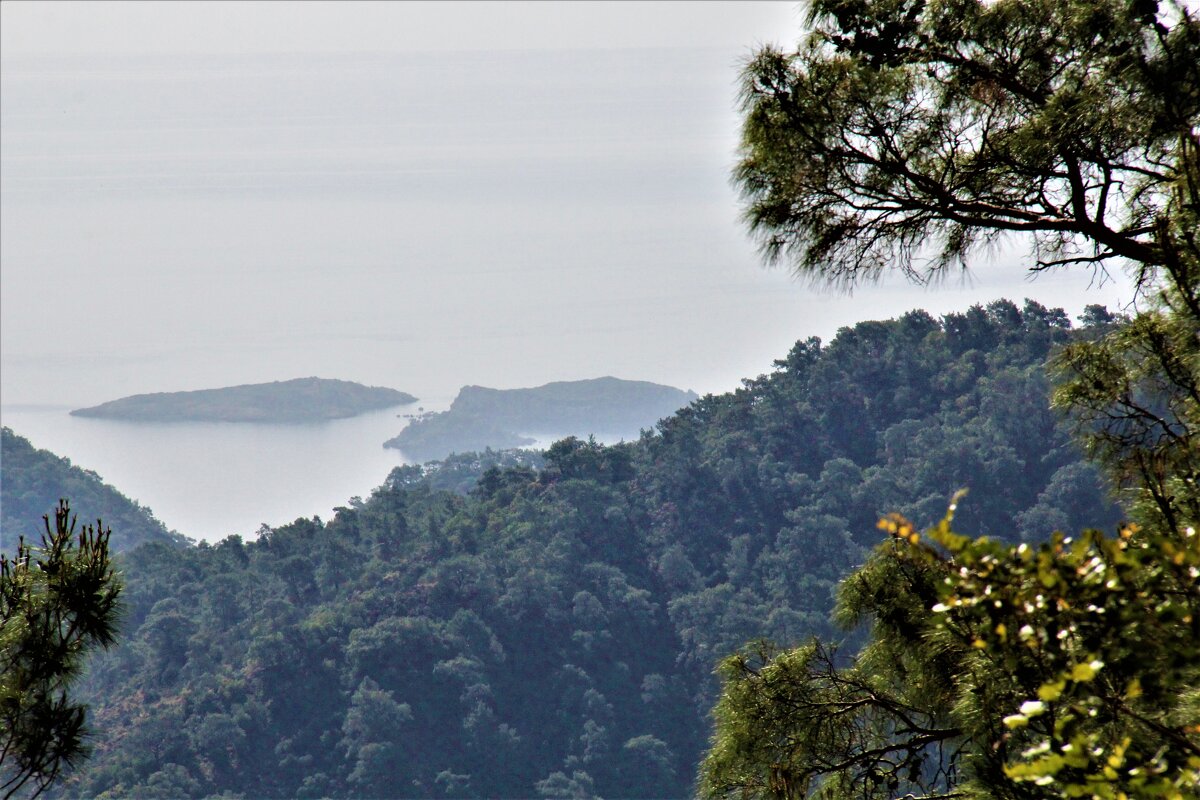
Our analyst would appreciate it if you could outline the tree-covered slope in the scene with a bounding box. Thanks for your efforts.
[61,301,1123,798]
[71,377,416,423]
[1,428,188,553]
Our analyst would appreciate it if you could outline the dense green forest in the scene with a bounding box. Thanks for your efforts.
[70,378,416,423]
[386,378,698,462]
[0,428,188,553]
[46,301,1126,798]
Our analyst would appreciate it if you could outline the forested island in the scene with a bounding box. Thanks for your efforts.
[26,302,1129,798]
[70,377,416,423]
[0,427,188,552]
[385,377,697,462]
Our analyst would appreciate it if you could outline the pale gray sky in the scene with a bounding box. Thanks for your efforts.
[2,0,1133,411]
[1,1,804,57]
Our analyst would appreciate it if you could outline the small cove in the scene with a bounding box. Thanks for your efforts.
[0,402,428,543]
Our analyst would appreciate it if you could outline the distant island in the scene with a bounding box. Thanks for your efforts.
[385,376,697,461]
[71,377,417,423]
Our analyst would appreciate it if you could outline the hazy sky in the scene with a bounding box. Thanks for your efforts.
[1,1,1134,411]
[1,1,804,57]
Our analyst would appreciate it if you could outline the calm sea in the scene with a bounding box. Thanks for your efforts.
[1,403,430,543]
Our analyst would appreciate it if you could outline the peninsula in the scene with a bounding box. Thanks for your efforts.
[385,376,697,461]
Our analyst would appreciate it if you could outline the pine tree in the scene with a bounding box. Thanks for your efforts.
[1,500,122,799]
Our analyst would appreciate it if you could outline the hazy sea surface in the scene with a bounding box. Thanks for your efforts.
[0,396,653,544]
[0,403,426,543]
[1,49,1132,542]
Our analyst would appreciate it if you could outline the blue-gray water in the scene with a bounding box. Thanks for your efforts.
[1,404,422,543]
[1,49,1130,542]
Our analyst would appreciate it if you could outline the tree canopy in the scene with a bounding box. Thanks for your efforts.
[736,0,1199,295]
[704,1,1199,798]
[702,505,1199,799]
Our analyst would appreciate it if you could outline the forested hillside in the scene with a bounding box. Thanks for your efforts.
[0,427,188,553]
[59,301,1123,798]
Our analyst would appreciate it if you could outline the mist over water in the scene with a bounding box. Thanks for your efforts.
[1,48,1132,542]
[1,404,418,543]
